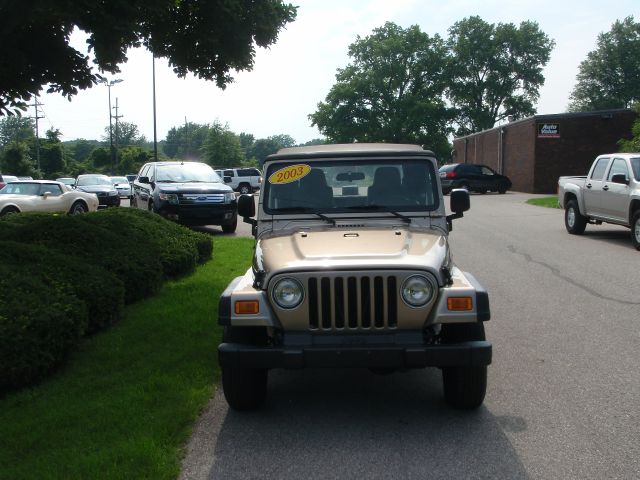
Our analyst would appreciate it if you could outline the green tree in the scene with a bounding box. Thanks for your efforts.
[89,147,112,170]
[70,139,100,163]
[117,146,152,174]
[0,116,35,150]
[248,134,296,164]
[0,1,297,115]
[201,121,244,167]
[103,122,146,148]
[309,22,452,159]
[447,16,554,135]
[39,129,68,177]
[618,103,640,152]
[1,142,36,176]
[568,16,640,112]
[163,122,209,159]
[298,138,326,147]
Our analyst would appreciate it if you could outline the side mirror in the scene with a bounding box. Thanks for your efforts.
[42,191,51,198]
[611,174,629,185]
[138,176,150,184]
[223,176,232,184]
[450,189,470,213]
[446,189,470,231]
[237,194,255,218]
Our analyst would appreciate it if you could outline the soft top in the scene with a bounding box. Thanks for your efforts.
[266,143,435,162]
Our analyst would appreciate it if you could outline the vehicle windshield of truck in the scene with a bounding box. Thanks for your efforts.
[156,163,221,183]
[263,159,439,214]
[631,157,640,181]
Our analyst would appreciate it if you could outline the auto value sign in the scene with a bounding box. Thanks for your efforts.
[537,123,560,138]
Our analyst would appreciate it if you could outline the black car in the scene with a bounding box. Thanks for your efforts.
[132,161,237,232]
[439,163,512,194]
[75,174,121,207]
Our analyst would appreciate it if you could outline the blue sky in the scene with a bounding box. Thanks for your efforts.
[35,0,639,144]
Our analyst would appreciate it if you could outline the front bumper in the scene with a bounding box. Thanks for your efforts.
[158,202,236,225]
[97,194,121,207]
[218,339,491,369]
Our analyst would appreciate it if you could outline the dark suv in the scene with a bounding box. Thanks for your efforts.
[132,161,238,232]
[439,163,511,194]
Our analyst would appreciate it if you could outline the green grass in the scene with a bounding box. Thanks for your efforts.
[526,196,561,209]
[0,237,254,480]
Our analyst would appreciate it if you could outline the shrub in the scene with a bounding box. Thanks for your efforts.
[0,267,86,390]
[0,214,162,304]
[0,241,125,333]
[80,208,213,278]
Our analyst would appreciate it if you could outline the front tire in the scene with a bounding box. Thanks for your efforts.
[221,214,238,234]
[69,201,88,215]
[441,323,487,410]
[565,199,587,235]
[221,327,268,411]
[238,183,251,195]
[631,211,640,251]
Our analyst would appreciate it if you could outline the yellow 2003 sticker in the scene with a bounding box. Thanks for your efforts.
[268,164,311,184]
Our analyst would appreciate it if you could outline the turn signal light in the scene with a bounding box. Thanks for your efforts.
[235,300,259,315]
[447,297,473,311]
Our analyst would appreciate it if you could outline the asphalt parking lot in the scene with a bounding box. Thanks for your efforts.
[180,192,639,480]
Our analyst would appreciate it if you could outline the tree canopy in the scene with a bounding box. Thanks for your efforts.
[568,16,640,112]
[0,0,297,115]
[201,121,244,168]
[447,16,554,135]
[309,22,453,159]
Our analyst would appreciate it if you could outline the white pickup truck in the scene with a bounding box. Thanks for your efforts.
[558,153,640,250]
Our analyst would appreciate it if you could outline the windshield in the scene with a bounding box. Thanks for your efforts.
[263,159,439,214]
[77,175,112,186]
[110,177,128,184]
[156,163,221,183]
[0,183,40,195]
[631,157,640,181]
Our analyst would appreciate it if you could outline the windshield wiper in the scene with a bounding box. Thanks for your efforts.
[343,205,412,223]
[275,208,336,226]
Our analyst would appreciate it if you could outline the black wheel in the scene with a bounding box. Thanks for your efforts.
[441,323,487,410]
[238,183,251,195]
[631,211,640,251]
[221,326,268,411]
[221,214,238,234]
[148,201,156,213]
[565,199,587,235]
[498,187,507,194]
[0,206,19,216]
[69,201,88,215]
[131,195,138,208]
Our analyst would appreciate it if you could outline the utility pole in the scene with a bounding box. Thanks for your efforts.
[98,78,123,170]
[29,97,44,177]
[112,98,123,172]
[184,116,189,158]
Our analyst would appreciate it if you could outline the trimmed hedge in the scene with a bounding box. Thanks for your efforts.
[0,267,87,389]
[0,208,214,391]
[0,241,125,333]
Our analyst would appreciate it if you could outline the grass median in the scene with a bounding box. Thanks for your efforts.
[526,196,561,209]
[0,237,254,480]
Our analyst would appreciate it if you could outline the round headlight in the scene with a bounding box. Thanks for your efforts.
[272,277,304,309]
[401,275,435,307]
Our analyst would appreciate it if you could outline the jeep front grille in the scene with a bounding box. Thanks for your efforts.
[307,274,398,330]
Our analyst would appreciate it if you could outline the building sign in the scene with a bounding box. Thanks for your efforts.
[537,123,560,138]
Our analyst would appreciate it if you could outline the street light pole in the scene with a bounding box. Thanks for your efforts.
[152,55,158,161]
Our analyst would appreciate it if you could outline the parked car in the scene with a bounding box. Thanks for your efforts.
[0,180,99,215]
[75,174,121,208]
[214,167,262,194]
[0,174,19,190]
[56,177,76,188]
[558,153,640,249]
[439,163,511,194]
[110,176,133,199]
[17,176,33,180]
[132,161,238,232]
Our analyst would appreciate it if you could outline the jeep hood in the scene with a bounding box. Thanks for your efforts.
[255,227,449,281]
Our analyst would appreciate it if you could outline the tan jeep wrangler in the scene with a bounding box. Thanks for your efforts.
[218,144,491,410]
